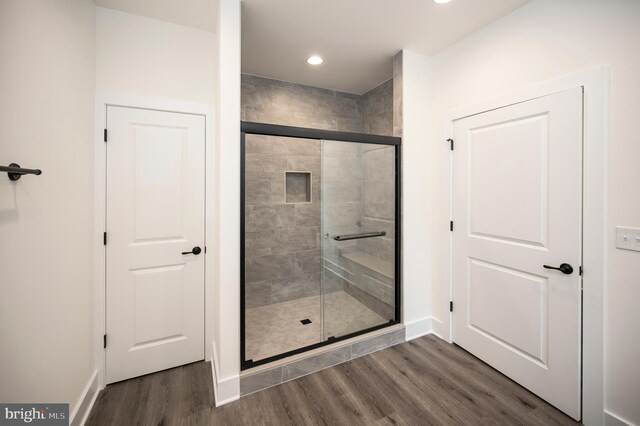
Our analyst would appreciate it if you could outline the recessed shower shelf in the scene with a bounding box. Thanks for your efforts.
[285,171,311,203]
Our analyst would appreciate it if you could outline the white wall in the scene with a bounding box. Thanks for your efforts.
[212,0,241,405]
[0,0,96,415]
[96,6,216,104]
[424,0,640,424]
[401,50,435,339]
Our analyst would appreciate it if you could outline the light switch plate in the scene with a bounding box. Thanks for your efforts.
[615,226,640,252]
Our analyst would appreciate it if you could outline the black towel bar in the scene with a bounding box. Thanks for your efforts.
[1,163,42,181]
[333,231,386,241]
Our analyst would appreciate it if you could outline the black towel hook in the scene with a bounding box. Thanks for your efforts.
[0,163,42,181]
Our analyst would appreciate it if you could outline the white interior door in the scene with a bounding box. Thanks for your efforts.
[451,88,583,419]
[106,106,205,384]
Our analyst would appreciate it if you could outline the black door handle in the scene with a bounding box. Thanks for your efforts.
[543,263,573,275]
[182,246,202,255]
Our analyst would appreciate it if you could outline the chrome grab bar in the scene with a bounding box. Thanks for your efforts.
[333,231,386,241]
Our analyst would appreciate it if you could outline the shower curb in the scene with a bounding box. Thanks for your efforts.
[239,325,405,396]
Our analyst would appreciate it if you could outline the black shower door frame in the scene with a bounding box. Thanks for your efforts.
[240,121,402,370]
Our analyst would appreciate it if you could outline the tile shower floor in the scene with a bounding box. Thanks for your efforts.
[245,291,387,362]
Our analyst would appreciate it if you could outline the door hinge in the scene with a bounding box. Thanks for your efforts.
[103,129,108,142]
[103,232,107,245]
[450,221,454,231]
[103,334,107,348]
[450,301,454,312]
[447,138,454,150]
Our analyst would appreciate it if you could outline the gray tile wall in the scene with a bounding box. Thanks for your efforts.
[245,134,325,308]
[242,73,394,136]
[242,74,363,132]
[361,145,396,264]
[242,75,366,308]
[358,79,396,316]
[393,51,403,137]
[321,140,362,266]
[362,79,394,136]
[243,74,396,313]
[318,142,395,320]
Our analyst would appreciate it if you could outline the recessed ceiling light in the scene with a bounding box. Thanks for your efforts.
[307,56,323,65]
[434,0,452,3]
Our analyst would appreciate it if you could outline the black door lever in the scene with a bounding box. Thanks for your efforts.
[182,246,202,255]
[543,263,573,275]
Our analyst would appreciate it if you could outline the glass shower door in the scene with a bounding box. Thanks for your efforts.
[243,133,322,365]
[321,140,397,341]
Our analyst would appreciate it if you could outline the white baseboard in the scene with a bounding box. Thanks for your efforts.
[215,376,240,406]
[210,341,240,407]
[404,317,443,341]
[210,341,222,405]
[70,370,99,426]
[430,317,443,338]
[605,410,637,426]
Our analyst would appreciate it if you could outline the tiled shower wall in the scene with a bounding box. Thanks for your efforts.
[244,134,324,308]
[360,79,395,264]
[322,141,396,321]
[242,75,395,310]
[321,140,364,304]
[241,74,393,135]
[242,75,366,308]
[357,79,395,317]
[362,79,394,136]
[241,75,363,132]
[353,144,396,319]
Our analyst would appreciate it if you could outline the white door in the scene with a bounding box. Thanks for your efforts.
[451,88,582,419]
[105,106,205,384]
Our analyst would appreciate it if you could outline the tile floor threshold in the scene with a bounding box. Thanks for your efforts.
[240,325,405,396]
[241,323,404,376]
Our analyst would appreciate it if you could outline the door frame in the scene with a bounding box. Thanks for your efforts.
[93,91,214,390]
[442,66,609,425]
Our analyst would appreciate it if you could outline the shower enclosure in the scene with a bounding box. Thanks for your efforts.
[241,122,400,369]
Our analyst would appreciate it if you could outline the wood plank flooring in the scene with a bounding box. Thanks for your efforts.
[87,335,580,425]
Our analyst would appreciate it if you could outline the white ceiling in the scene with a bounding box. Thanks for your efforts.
[95,0,218,33]
[94,0,530,94]
[242,0,530,94]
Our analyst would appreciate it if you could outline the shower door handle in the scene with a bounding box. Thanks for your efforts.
[333,231,386,241]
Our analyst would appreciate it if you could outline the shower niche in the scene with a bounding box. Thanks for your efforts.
[241,123,400,369]
[285,171,312,203]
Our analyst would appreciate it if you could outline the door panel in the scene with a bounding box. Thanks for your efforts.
[469,114,548,246]
[106,106,205,384]
[452,88,582,419]
[133,125,186,240]
[321,140,397,340]
[133,265,186,344]
[468,259,548,363]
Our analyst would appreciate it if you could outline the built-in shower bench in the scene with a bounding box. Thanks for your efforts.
[342,251,393,279]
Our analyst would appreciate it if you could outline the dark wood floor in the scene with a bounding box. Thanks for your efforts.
[87,335,580,425]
